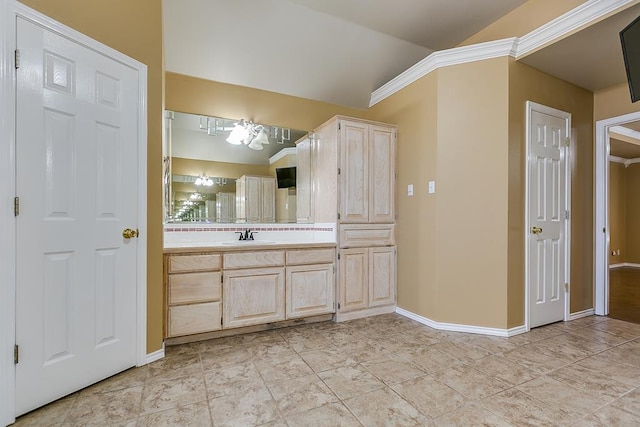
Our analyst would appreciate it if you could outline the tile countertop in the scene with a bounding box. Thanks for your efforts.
[164,241,337,254]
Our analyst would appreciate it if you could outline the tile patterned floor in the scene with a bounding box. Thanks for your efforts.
[13,313,640,426]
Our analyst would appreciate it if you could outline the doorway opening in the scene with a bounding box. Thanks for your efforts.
[595,111,640,320]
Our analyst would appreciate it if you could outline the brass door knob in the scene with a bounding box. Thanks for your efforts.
[122,228,139,239]
[530,226,543,235]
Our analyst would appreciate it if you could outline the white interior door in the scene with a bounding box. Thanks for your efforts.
[527,102,570,329]
[15,17,140,415]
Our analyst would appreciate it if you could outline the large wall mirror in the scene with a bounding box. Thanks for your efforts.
[164,111,308,223]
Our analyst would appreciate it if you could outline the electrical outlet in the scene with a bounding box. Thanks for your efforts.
[408,184,414,196]
[428,181,435,194]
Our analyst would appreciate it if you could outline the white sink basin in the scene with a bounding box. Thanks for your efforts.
[221,240,276,245]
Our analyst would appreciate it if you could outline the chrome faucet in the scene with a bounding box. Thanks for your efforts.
[236,229,255,241]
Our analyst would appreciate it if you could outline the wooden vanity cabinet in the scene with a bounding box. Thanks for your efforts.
[285,248,335,319]
[312,115,397,321]
[236,175,276,223]
[166,253,222,337]
[165,245,336,341]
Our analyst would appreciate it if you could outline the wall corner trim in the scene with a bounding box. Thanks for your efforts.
[395,307,527,337]
[369,0,636,107]
[145,345,165,365]
[568,308,596,320]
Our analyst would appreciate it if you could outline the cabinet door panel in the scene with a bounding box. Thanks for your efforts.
[339,248,368,312]
[167,302,221,337]
[168,271,221,304]
[246,176,262,222]
[340,120,369,223]
[369,247,396,307]
[261,177,276,223]
[168,254,221,273]
[296,137,314,223]
[223,267,285,328]
[286,264,334,319]
[369,125,395,223]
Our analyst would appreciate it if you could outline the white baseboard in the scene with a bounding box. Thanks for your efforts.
[395,307,527,337]
[609,263,640,269]
[568,308,595,320]
[144,345,165,365]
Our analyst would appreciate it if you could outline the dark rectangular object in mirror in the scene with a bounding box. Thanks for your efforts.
[621,14,640,103]
[276,166,296,188]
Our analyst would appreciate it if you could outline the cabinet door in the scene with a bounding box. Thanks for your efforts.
[286,264,335,319]
[369,125,395,223]
[167,302,221,337]
[235,177,246,222]
[339,248,368,312]
[261,177,276,223]
[369,246,396,307]
[223,267,285,328]
[340,120,369,223]
[296,137,314,223]
[246,176,262,222]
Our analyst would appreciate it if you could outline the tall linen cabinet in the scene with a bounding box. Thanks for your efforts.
[310,116,397,321]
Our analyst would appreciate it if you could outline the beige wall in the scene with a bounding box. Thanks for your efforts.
[19,0,165,353]
[368,72,439,318]
[508,60,595,319]
[609,162,626,264]
[172,158,270,179]
[625,164,640,262]
[166,73,367,133]
[459,0,588,46]
[370,58,512,329]
[369,56,594,330]
[594,82,640,121]
[435,58,511,328]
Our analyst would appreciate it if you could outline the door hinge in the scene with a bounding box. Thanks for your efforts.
[14,344,19,364]
[221,275,224,283]
[564,283,569,292]
[564,210,569,220]
[337,253,340,260]
[338,122,341,130]
[14,197,19,216]
[221,317,223,326]
[337,168,341,175]
[562,137,570,148]
[337,302,341,310]
[337,213,340,220]
[603,227,606,233]
[14,49,20,69]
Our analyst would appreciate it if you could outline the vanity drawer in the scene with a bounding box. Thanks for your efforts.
[167,301,221,337]
[168,254,221,273]
[168,272,222,305]
[286,248,335,265]
[339,224,395,248]
[223,250,285,269]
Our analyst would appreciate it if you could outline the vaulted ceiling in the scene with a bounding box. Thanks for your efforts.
[163,0,526,108]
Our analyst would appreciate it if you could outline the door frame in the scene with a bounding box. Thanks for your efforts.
[524,101,572,330]
[0,2,148,424]
[594,110,640,316]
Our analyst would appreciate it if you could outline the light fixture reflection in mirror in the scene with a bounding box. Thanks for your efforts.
[165,111,308,224]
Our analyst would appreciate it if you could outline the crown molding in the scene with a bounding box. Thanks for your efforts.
[610,125,640,141]
[369,38,518,107]
[269,146,296,164]
[515,0,635,58]
[369,0,637,107]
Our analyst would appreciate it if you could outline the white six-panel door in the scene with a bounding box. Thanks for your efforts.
[527,102,570,329]
[15,17,140,415]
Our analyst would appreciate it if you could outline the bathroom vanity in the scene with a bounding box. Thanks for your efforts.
[163,114,397,344]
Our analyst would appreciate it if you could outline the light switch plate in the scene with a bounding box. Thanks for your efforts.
[408,184,414,196]
[428,181,435,194]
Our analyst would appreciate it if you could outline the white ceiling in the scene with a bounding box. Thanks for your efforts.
[163,0,526,108]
